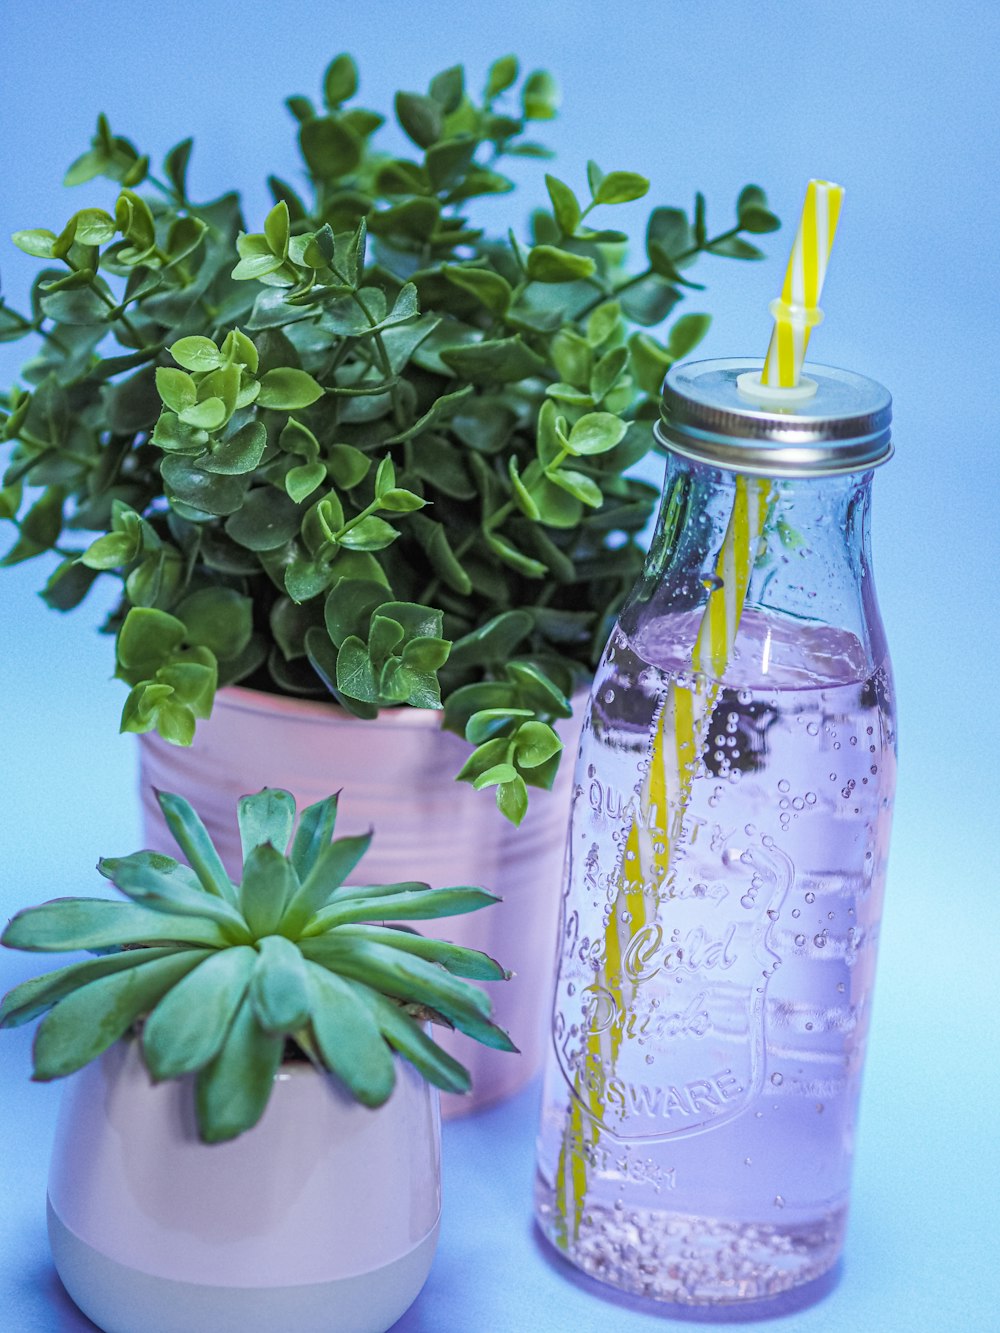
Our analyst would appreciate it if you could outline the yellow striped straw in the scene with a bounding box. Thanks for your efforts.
[761,179,844,388]
[555,476,771,1241]
[554,181,846,1249]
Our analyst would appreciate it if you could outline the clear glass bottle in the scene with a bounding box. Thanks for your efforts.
[535,359,896,1308]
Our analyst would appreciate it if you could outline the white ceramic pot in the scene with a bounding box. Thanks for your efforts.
[48,1038,441,1333]
[138,686,583,1115]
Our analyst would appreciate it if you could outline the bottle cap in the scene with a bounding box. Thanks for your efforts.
[657,357,892,477]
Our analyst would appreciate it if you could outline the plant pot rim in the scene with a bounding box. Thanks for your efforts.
[214,683,446,729]
[211,682,586,731]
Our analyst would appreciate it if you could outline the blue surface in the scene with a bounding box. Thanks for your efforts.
[2,2,999,1330]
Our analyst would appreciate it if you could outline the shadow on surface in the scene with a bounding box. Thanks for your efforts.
[530,1222,843,1324]
[33,1263,101,1330]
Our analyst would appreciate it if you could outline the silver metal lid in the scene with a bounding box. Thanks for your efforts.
[656,358,893,477]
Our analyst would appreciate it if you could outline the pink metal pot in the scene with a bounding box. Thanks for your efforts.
[138,686,583,1115]
[48,1038,441,1333]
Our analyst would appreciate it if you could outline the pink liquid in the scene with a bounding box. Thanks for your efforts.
[535,609,896,1304]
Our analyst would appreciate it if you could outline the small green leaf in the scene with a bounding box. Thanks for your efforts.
[525,245,596,283]
[485,55,519,98]
[338,515,398,552]
[257,368,324,410]
[395,91,443,149]
[12,229,58,259]
[323,54,359,108]
[442,264,512,316]
[545,175,581,235]
[565,411,628,456]
[299,115,362,178]
[169,336,222,373]
[429,65,464,114]
[522,69,559,120]
[155,367,197,414]
[592,171,649,206]
[667,312,712,361]
[739,205,781,234]
[224,487,303,552]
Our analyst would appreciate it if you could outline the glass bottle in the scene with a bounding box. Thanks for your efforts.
[535,358,896,1308]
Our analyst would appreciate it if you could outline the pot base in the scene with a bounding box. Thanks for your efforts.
[48,1198,439,1333]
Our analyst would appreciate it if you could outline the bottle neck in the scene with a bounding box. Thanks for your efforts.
[624,454,886,684]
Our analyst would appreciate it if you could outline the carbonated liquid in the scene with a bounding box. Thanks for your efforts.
[535,607,896,1304]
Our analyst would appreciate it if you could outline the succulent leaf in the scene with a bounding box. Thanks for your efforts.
[195,992,284,1143]
[354,985,471,1095]
[250,936,312,1033]
[156,790,238,905]
[0,947,185,1029]
[240,843,298,938]
[32,951,210,1080]
[304,884,501,931]
[2,898,234,952]
[300,936,516,1051]
[237,788,297,864]
[289,793,340,881]
[142,946,257,1080]
[98,854,251,939]
[306,962,396,1106]
[331,925,510,981]
[279,831,373,934]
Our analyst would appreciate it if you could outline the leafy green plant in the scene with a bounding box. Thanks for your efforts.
[0,786,513,1142]
[0,54,779,823]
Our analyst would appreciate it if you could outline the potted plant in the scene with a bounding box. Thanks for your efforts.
[0,52,779,1104]
[1,785,513,1333]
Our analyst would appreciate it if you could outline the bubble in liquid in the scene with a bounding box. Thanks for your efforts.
[740,894,756,909]
[814,930,828,948]
[755,1111,764,1119]
[805,791,817,805]
[849,736,858,746]
[792,797,805,811]
[837,982,846,993]
[567,982,576,996]
[744,1157,753,1166]
[794,934,806,946]
[604,688,615,703]
[774,1195,786,1209]
[738,688,752,704]
[767,909,779,921]
[777,779,790,793]
[770,1072,784,1086]
[791,908,801,919]
[828,911,835,920]
[805,1022,814,1031]
[805,891,816,904]
[806,722,819,736]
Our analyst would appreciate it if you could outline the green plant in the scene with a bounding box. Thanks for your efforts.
[0,54,779,823]
[0,787,513,1142]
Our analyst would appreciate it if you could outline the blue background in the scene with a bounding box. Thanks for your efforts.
[1,3,998,1330]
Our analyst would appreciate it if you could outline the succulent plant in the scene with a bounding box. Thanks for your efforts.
[0,787,513,1142]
